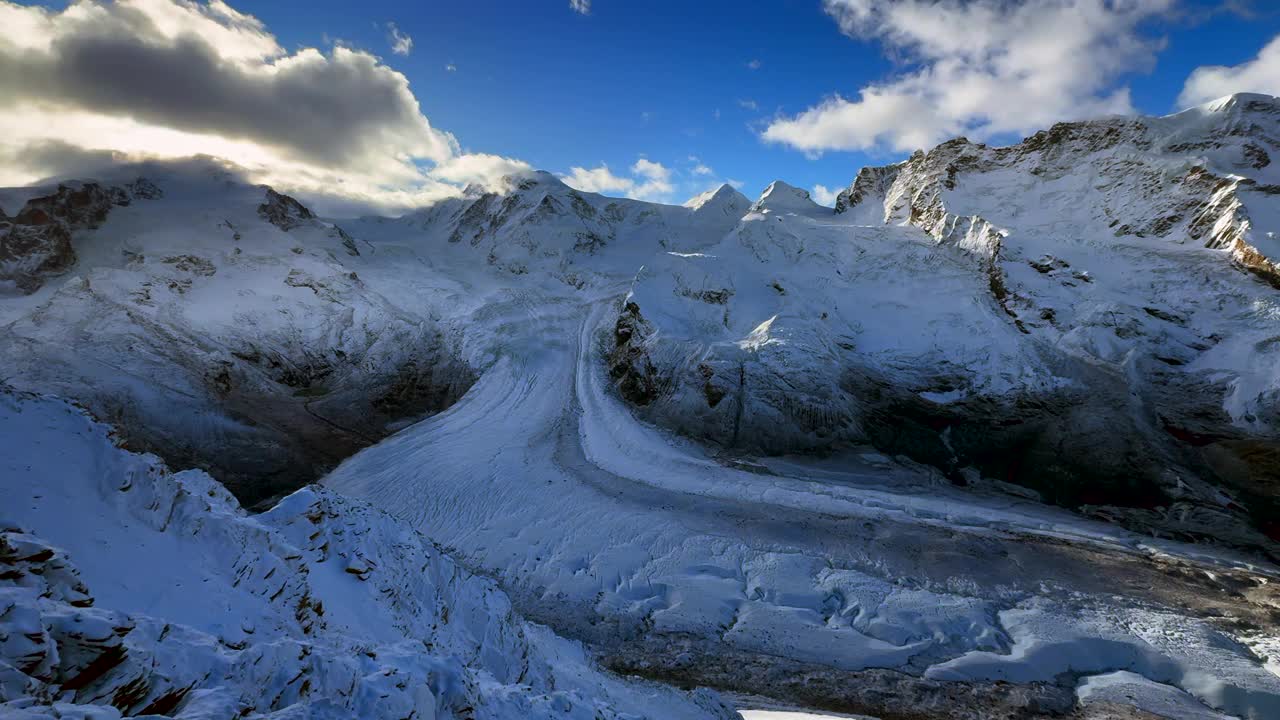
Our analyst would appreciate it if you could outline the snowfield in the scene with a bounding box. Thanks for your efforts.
[3,94,1280,719]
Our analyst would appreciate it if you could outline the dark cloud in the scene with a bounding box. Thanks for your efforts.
[0,1,455,172]
[0,139,125,184]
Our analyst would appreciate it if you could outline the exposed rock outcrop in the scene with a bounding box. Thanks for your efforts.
[0,180,159,294]
[257,188,315,230]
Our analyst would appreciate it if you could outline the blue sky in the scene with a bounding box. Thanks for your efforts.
[249,0,1280,202]
[4,1,1280,211]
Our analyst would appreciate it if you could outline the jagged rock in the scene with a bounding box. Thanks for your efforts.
[257,188,315,231]
[331,225,359,256]
[0,182,156,294]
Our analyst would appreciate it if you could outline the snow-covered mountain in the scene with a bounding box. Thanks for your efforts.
[4,95,1280,719]
[0,162,478,507]
[616,92,1280,547]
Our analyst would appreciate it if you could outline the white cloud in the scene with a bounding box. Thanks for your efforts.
[764,0,1174,154]
[431,153,533,186]
[631,158,674,199]
[1179,33,1280,106]
[686,155,713,176]
[632,158,669,181]
[569,0,591,15]
[747,59,762,70]
[810,184,840,207]
[737,98,759,111]
[0,0,529,215]
[563,164,633,194]
[561,157,674,202]
[387,21,412,56]
[446,63,457,72]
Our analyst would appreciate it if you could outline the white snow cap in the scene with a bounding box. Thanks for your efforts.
[1201,91,1278,111]
[684,183,750,213]
[752,180,819,213]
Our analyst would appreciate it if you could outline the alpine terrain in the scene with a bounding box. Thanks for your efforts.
[4,94,1280,719]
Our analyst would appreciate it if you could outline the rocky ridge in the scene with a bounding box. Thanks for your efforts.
[0,179,161,294]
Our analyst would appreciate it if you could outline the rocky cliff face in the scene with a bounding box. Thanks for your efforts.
[0,180,161,294]
[612,94,1280,551]
[832,93,1280,538]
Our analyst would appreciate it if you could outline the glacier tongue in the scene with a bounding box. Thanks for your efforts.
[323,290,1280,719]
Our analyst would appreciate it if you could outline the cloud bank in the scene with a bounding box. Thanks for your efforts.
[763,0,1174,154]
[0,0,526,214]
[562,158,674,201]
[1180,33,1280,106]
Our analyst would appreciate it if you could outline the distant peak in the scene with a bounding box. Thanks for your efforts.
[761,179,805,196]
[498,169,566,194]
[752,180,816,212]
[684,183,749,211]
[1192,92,1280,116]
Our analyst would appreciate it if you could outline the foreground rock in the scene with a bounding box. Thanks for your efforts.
[0,391,735,720]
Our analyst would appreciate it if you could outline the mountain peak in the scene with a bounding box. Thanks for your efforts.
[1184,92,1280,118]
[752,180,817,213]
[1205,91,1278,108]
[684,183,749,213]
[497,169,568,195]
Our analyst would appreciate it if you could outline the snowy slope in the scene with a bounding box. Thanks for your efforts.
[0,390,736,720]
[0,161,476,506]
[0,164,747,505]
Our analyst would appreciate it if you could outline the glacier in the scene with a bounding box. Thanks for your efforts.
[3,95,1280,719]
